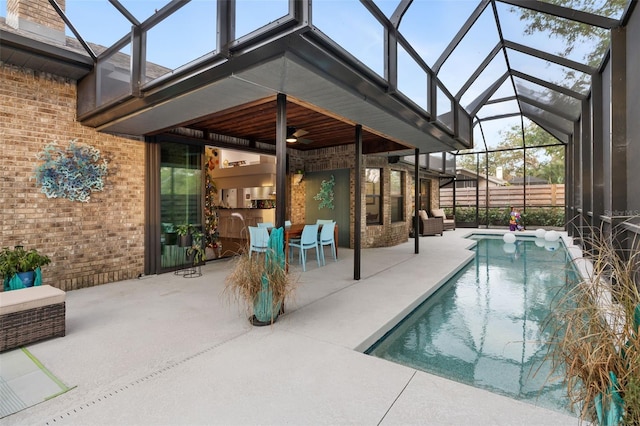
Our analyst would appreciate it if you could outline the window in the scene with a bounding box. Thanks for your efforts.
[420,179,430,211]
[390,170,404,222]
[365,168,381,225]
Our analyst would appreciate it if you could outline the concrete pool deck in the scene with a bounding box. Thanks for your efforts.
[2,228,579,425]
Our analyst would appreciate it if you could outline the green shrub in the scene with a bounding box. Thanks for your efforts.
[446,207,565,227]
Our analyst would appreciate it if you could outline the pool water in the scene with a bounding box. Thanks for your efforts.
[366,235,579,415]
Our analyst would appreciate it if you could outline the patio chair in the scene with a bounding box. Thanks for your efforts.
[257,222,274,228]
[288,224,321,272]
[248,226,269,258]
[317,221,336,265]
[431,208,455,230]
[413,210,444,236]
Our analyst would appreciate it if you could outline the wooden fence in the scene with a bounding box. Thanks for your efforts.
[440,184,565,208]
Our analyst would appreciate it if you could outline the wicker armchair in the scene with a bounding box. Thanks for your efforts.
[413,210,444,236]
[431,208,456,231]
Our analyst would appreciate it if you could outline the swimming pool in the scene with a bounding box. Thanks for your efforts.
[366,235,578,415]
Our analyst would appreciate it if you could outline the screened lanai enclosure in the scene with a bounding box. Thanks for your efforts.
[391,0,638,236]
[7,0,639,252]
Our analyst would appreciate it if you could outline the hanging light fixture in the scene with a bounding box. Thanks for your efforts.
[286,127,297,143]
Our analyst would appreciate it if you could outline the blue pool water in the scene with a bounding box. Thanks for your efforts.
[366,235,579,415]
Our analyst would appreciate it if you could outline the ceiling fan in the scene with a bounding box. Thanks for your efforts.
[286,126,313,144]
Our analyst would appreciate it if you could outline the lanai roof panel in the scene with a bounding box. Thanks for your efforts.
[3,0,633,157]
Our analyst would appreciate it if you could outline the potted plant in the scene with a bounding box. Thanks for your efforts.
[292,169,305,185]
[186,229,206,266]
[1,245,51,290]
[175,224,193,247]
[544,225,640,424]
[224,227,296,326]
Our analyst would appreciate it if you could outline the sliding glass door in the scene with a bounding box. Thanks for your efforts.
[159,142,202,269]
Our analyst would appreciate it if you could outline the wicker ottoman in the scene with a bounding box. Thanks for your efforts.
[0,285,66,352]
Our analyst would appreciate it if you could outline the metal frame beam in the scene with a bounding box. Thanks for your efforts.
[467,72,509,117]
[456,42,502,101]
[414,148,419,254]
[503,40,596,75]
[354,125,363,280]
[433,0,491,74]
[497,0,620,29]
[580,99,593,229]
[524,114,571,136]
[518,94,577,122]
[276,93,287,229]
[511,70,585,100]
[591,74,604,228]
[610,27,627,226]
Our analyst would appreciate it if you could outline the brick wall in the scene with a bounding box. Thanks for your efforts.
[6,0,66,45]
[0,63,145,291]
[363,156,415,248]
[7,0,65,31]
[289,146,435,248]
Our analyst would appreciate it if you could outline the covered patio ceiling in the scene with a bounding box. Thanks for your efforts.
[172,96,411,154]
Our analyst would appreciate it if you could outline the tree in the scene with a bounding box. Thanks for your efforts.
[516,0,627,67]
[456,122,564,184]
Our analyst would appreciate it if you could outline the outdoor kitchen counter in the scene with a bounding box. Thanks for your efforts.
[217,208,275,240]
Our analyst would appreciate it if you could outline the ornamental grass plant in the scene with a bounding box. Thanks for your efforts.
[545,224,640,424]
[223,229,297,324]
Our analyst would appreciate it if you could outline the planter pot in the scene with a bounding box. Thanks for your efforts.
[178,234,192,247]
[206,246,223,260]
[17,271,35,288]
[206,247,216,260]
[250,280,282,326]
[165,232,178,246]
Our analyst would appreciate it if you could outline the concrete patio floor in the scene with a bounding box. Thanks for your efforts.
[2,229,579,425]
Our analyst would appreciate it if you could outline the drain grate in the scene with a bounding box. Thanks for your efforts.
[45,332,248,424]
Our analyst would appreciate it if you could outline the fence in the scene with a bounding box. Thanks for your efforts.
[440,184,565,208]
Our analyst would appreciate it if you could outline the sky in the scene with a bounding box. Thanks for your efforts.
[0,0,613,152]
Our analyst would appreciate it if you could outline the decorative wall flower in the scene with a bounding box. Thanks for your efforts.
[314,175,335,210]
[33,140,108,202]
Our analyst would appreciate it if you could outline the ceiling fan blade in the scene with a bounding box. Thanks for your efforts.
[297,137,313,144]
[292,128,309,138]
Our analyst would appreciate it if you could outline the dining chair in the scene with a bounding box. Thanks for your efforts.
[288,224,320,272]
[248,226,269,258]
[258,222,274,228]
[316,219,333,225]
[317,221,336,266]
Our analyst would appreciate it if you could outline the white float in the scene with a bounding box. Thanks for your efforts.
[503,243,516,254]
[503,232,517,244]
[544,230,559,242]
[535,228,546,239]
[545,240,560,252]
[534,238,545,248]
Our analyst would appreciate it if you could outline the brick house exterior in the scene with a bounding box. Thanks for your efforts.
[1,0,445,291]
[1,64,146,290]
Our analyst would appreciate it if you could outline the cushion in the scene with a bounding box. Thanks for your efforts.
[0,285,66,315]
[432,208,446,218]
[419,210,429,220]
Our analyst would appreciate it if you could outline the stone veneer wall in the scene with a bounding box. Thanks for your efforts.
[0,64,145,291]
[288,145,436,248]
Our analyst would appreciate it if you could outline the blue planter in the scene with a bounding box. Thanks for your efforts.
[251,277,282,326]
[17,271,35,287]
